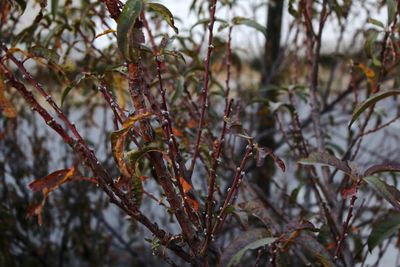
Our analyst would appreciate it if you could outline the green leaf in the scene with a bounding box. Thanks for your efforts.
[171,77,184,104]
[126,144,162,173]
[147,3,179,34]
[298,151,352,175]
[387,0,397,25]
[190,18,228,32]
[364,176,400,210]
[364,30,378,59]
[28,46,60,63]
[349,90,400,128]
[51,0,58,18]
[220,228,276,267]
[367,18,384,28]
[162,49,186,64]
[368,212,400,251]
[117,0,143,61]
[61,73,90,106]
[232,17,267,38]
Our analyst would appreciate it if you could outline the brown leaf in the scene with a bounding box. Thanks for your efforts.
[0,75,17,118]
[186,196,199,211]
[179,176,192,193]
[28,167,76,193]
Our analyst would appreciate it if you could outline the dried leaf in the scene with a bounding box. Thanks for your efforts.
[179,176,192,193]
[95,29,116,39]
[0,76,17,118]
[185,196,199,211]
[28,167,76,193]
[111,111,153,177]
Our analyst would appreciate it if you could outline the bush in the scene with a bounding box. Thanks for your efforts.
[1,0,400,266]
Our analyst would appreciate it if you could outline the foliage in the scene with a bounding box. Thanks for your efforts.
[2,0,400,266]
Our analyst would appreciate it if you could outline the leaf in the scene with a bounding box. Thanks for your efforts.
[232,17,267,38]
[356,63,377,90]
[121,111,153,130]
[95,29,116,39]
[162,49,186,64]
[51,0,58,18]
[368,212,400,251]
[171,77,184,104]
[364,31,379,59]
[364,176,400,210]
[179,177,192,193]
[61,73,91,106]
[26,199,46,226]
[147,3,179,34]
[364,163,400,176]
[111,112,153,177]
[28,167,76,193]
[117,0,143,61]
[387,0,397,25]
[111,129,131,177]
[220,228,276,267]
[0,76,17,118]
[186,196,199,211]
[349,90,400,128]
[126,143,162,175]
[367,18,384,28]
[296,233,333,267]
[298,151,352,175]
[28,45,60,63]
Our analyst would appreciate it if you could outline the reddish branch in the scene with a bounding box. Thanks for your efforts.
[0,60,193,263]
[189,0,218,179]
[334,179,361,261]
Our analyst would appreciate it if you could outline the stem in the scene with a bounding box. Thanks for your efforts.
[189,0,218,179]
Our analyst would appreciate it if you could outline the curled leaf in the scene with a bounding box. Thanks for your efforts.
[147,3,179,34]
[117,0,143,61]
[28,167,76,193]
[111,112,153,177]
[232,17,267,38]
[95,29,116,39]
[28,45,60,63]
